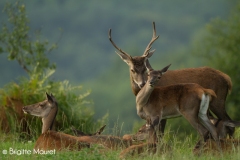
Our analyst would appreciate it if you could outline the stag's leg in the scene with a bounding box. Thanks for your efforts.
[159,119,167,137]
[198,113,218,141]
[210,97,234,137]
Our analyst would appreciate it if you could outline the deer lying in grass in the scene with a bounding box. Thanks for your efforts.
[109,21,233,137]
[22,93,134,151]
[122,125,150,142]
[136,60,219,145]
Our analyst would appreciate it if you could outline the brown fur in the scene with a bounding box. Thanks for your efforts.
[34,131,133,151]
[109,22,233,137]
[151,67,232,134]
[23,93,134,151]
[34,131,90,151]
[136,64,219,144]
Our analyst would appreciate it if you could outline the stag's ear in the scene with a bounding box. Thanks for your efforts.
[144,49,155,58]
[115,51,132,65]
[46,92,54,103]
[159,64,171,74]
[145,60,154,72]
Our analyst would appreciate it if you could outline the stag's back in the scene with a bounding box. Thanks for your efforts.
[158,67,232,95]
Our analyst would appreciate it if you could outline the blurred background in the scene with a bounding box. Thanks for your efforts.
[0,0,239,137]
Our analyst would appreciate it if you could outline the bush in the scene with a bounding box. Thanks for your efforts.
[0,1,106,140]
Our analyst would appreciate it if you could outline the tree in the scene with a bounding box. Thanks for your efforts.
[0,1,56,74]
[193,1,240,120]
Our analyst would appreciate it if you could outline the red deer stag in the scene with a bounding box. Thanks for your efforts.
[136,60,219,145]
[22,93,134,151]
[108,22,233,137]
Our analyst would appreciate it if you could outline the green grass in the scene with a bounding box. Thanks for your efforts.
[1,131,240,160]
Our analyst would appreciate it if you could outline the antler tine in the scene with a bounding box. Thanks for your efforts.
[143,22,160,56]
[108,29,132,59]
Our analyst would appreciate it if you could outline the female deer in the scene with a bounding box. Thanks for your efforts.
[23,93,133,151]
[136,60,219,144]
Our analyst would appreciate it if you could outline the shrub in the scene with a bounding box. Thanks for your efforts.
[0,1,106,140]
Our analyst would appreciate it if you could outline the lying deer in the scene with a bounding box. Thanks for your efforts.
[22,93,133,151]
[109,22,233,137]
[136,60,219,145]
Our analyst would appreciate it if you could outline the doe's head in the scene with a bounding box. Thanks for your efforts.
[145,61,171,87]
[22,92,57,118]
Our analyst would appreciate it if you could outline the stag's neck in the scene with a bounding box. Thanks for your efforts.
[136,83,155,111]
[131,81,140,96]
[41,104,58,133]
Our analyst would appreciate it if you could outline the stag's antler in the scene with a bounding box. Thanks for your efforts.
[143,22,159,56]
[108,29,132,60]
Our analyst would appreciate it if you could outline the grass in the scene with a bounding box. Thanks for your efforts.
[1,130,240,160]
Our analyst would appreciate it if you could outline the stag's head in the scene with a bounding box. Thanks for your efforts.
[145,60,171,87]
[22,92,57,118]
[109,22,159,94]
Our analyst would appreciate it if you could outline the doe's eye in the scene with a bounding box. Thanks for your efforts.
[131,69,135,73]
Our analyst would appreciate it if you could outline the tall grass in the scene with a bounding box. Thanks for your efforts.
[1,128,240,160]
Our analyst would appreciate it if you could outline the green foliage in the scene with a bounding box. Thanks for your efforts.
[0,1,56,74]
[192,1,240,120]
[0,1,106,140]
[0,66,105,139]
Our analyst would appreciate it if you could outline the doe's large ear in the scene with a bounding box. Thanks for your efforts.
[46,92,54,103]
[159,64,171,74]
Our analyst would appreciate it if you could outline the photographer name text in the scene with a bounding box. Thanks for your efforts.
[2,147,56,155]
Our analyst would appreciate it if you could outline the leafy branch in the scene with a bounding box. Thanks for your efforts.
[0,1,57,74]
